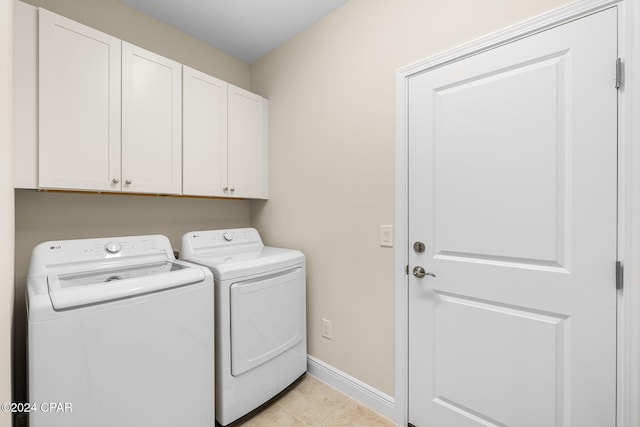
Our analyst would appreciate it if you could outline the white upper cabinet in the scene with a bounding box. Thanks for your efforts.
[227,84,268,199]
[19,5,267,198]
[183,74,268,199]
[38,8,121,192]
[182,66,228,197]
[122,42,182,195]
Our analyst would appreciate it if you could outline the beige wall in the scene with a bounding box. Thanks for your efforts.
[1,0,14,424]
[250,0,571,396]
[13,0,254,404]
[20,0,251,88]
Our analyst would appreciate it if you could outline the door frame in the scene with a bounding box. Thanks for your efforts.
[394,1,640,425]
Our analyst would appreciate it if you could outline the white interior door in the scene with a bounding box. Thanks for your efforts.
[408,8,618,427]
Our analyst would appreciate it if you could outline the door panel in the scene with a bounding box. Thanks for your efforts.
[434,54,564,266]
[122,42,182,195]
[408,8,617,427]
[38,9,121,191]
[433,291,567,427]
[183,66,228,197]
[228,84,268,199]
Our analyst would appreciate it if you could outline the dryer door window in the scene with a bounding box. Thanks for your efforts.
[229,267,304,376]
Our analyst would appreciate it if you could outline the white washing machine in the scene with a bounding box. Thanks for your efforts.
[27,235,215,427]
[181,228,306,426]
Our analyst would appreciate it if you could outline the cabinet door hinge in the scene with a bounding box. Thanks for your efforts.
[616,58,623,89]
[616,260,623,291]
[406,265,409,275]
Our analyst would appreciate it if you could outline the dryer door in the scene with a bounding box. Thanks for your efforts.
[230,267,304,376]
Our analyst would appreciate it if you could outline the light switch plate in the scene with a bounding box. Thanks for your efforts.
[380,225,394,248]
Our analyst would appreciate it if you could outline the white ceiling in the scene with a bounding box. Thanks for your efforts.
[122,0,349,64]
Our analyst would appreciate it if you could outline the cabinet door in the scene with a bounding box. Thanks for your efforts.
[39,9,121,191]
[122,42,182,195]
[14,0,38,189]
[228,84,268,199]
[182,66,228,197]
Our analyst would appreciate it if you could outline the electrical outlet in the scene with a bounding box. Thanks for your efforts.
[321,318,332,339]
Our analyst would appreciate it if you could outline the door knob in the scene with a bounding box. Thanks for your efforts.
[413,266,435,278]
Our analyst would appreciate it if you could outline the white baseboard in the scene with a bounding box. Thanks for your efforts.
[306,355,397,424]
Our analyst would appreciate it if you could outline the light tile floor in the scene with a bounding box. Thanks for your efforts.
[237,375,397,427]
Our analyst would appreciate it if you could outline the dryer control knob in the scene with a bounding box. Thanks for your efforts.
[104,242,122,254]
[223,232,233,242]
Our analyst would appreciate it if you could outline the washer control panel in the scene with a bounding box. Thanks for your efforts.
[41,235,172,266]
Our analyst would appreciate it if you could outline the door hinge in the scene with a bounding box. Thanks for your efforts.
[616,260,623,291]
[406,265,409,275]
[616,58,623,89]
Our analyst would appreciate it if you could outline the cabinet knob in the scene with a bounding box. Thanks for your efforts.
[125,179,132,185]
[112,178,120,184]
[230,187,235,192]
[223,187,229,192]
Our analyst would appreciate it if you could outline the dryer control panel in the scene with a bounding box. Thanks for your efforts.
[183,228,264,254]
[188,228,262,246]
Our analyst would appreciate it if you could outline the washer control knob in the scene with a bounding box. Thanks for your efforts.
[223,232,233,242]
[104,242,122,254]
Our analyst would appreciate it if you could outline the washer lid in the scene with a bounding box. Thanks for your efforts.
[47,261,206,309]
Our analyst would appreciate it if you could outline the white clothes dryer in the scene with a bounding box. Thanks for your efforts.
[27,235,215,427]
[181,228,306,426]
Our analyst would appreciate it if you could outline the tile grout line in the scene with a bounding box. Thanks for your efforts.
[273,401,313,426]
[315,392,356,427]
[280,376,350,426]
